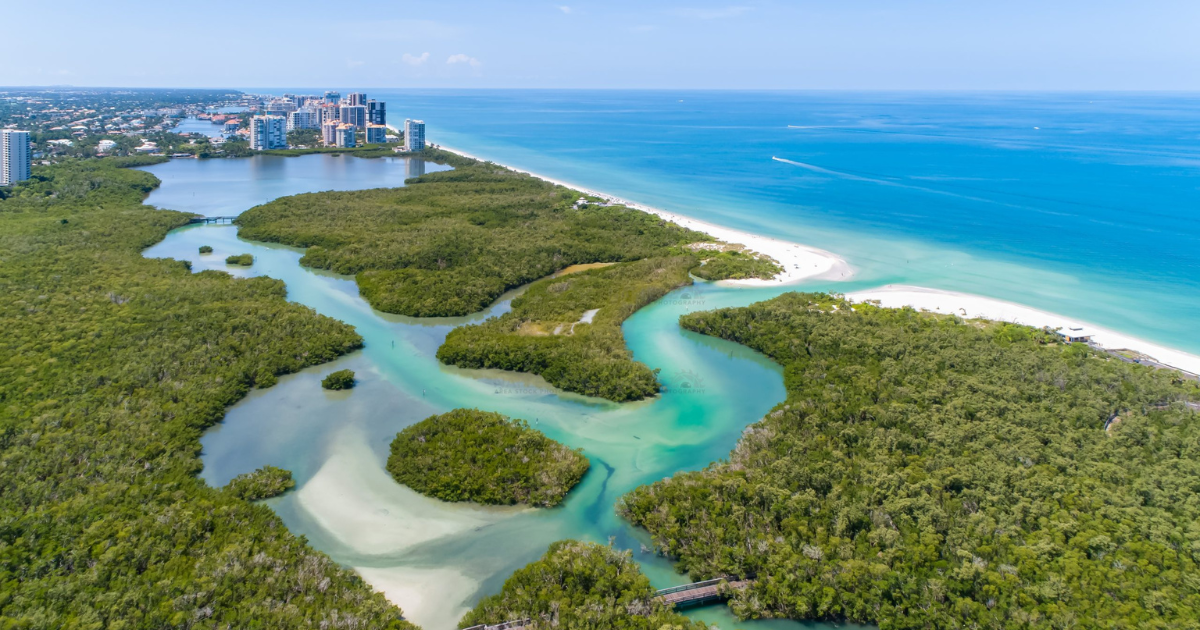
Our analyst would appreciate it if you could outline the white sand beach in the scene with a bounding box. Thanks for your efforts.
[430,143,851,285]
[422,139,1200,377]
[847,285,1200,376]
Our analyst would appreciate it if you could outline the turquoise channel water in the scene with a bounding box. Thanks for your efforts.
[141,153,868,630]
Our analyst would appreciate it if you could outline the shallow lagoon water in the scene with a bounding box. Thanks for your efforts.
[141,155,868,630]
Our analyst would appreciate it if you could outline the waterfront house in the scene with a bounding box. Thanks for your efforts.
[1057,327,1094,343]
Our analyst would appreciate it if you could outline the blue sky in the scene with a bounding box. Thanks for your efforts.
[4,0,1199,90]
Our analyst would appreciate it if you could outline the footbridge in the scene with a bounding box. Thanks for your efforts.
[187,215,237,224]
[655,577,753,608]
[460,577,754,629]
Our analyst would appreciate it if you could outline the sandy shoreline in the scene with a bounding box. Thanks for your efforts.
[847,285,1200,376]
[429,142,853,285]
[417,139,1200,376]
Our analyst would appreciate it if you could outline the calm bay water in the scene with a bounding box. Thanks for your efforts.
[141,90,1200,629]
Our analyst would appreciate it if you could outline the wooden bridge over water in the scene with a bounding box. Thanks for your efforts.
[461,577,752,630]
[187,215,237,225]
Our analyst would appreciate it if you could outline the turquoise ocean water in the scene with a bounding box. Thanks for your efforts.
[363,90,1200,355]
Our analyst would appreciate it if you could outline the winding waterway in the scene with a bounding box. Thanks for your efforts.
[140,154,872,630]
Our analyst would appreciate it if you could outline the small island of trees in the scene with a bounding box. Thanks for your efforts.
[224,465,295,501]
[387,409,588,507]
[199,245,213,254]
[225,253,253,266]
[321,369,356,390]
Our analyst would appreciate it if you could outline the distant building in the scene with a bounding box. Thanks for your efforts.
[403,119,425,152]
[340,105,367,129]
[1,129,31,185]
[336,123,356,148]
[265,99,297,116]
[287,108,320,131]
[249,115,287,150]
[322,120,340,146]
[365,123,387,144]
[223,120,240,134]
[324,91,340,103]
[367,99,386,125]
[345,92,367,106]
[96,139,118,154]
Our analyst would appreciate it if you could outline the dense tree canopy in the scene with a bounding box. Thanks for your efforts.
[387,409,589,507]
[620,292,1200,629]
[234,150,711,317]
[438,256,696,401]
[0,158,413,629]
[459,540,706,630]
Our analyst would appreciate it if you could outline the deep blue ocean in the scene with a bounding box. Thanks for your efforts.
[268,90,1200,354]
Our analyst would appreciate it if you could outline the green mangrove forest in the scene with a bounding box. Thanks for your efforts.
[620,292,1200,630]
[0,157,413,629]
[387,409,589,507]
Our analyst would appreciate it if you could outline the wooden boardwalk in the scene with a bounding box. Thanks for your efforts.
[462,618,531,630]
[655,577,752,608]
[461,578,753,629]
[187,215,237,224]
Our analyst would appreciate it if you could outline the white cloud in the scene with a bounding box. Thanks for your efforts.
[558,5,571,13]
[447,53,482,68]
[672,5,752,20]
[402,52,431,66]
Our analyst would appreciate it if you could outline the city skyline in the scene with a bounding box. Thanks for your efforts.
[3,1,1200,91]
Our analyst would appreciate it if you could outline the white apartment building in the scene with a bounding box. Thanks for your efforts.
[1,130,31,185]
[249,115,287,150]
[403,119,425,152]
[287,109,320,131]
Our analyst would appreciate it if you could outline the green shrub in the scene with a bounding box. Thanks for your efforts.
[225,465,295,501]
[321,368,355,390]
[199,245,213,254]
[388,409,588,507]
[225,253,253,266]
